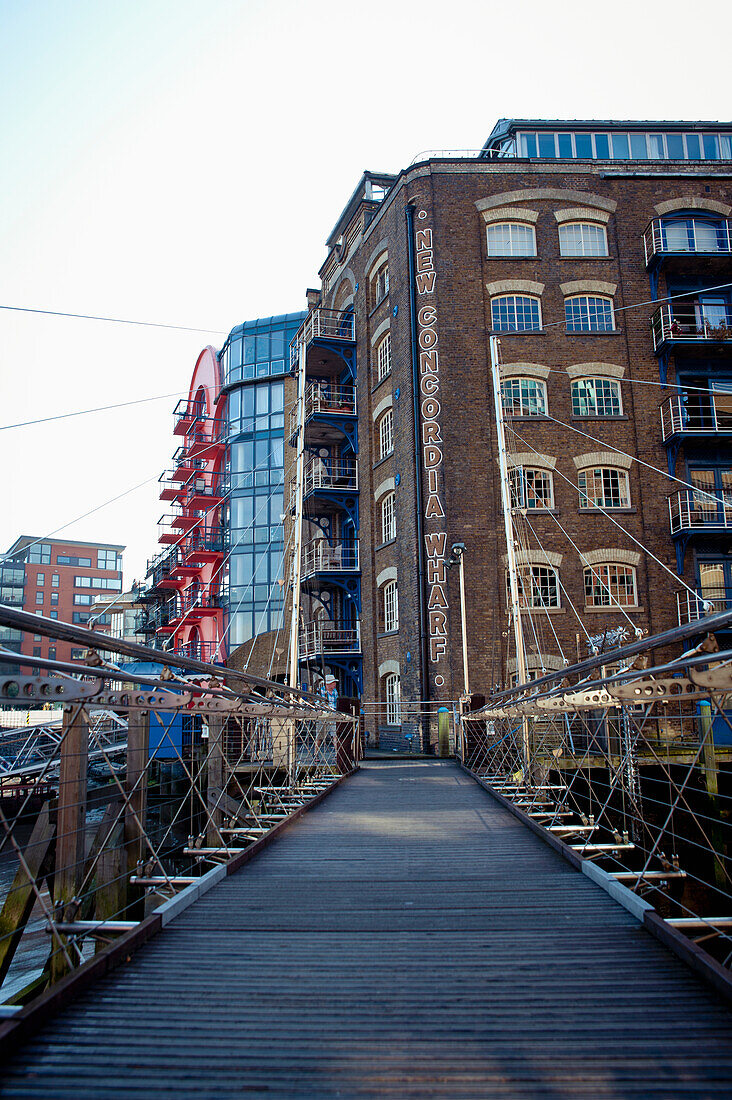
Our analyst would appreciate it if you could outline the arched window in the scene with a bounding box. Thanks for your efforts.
[571,377,622,417]
[578,466,630,510]
[559,222,608,256]
[565,295,615,332]
[378,408,394,459]
[584,563,638,608]
[486,222,536,257]
[383,579,399,632]
[370,257,389,306]
[376,331,391,381]
[501,377,547,417]
[491,294,542,332]
[384,672,401,725]
[509,467,554,509]
[381,491,396,542]
[507,565,560,609]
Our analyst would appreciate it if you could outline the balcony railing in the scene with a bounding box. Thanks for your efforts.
[644,218,732,266]
[174,639,223,662]
[651,304,732,351]
[660,394,732,441]
[158,471,186,501]
[173,398,205,436]
[171,588,225,620]
[677,587,732,626]
[302,540,359,578]
[290,383,358,439]
[298,621,361,659]
[290,308,356,368]
[290,460,358,510]
[183,528,228,558]
[669,490,732,533]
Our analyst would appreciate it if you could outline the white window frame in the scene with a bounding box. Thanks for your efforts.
[385,672,401,725]
[486,222,537,257]
[379,408,394,459]
[383,579,399,632]
[509,467,554,509]
[501,377,548,417]
[491,294,542,332]
[584,563,638,608]
[578,467,631,510]
[571,377,622,417]
[559,222,608,257]
[565,295,615,332]
[381,491,396,543]
[508,565,561,609]
[371,259,389,305]
[376,332,391,381]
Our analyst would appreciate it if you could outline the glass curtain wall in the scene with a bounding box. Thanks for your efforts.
[222,313,305,650]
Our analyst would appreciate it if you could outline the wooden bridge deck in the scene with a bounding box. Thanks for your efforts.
[3,760,732,1098]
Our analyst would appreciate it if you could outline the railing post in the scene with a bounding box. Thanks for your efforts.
[206,715,225,847]
[125,710,150,891]
[50,704,89,983]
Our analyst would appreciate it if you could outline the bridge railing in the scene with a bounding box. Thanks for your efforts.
[0,605,359,1009]
[457,610,732,977]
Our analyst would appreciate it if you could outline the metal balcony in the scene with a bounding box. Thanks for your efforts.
[298,621,361,659]
[669,490,732,534]
[651,304,732,352]
[290,308,356,369]
[301,540,360,579]
[660,394,732,442]
[677,587,732,626]
[183,528,228,562]
[173,398,205,436]
[290,383,358,442]
[182,475,227,511]
[158,471,186,502]
[289,460,359,510]
[644,218,732,267]
[174,639,223,662]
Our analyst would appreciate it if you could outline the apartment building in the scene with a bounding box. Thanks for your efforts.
[288,120,732,745]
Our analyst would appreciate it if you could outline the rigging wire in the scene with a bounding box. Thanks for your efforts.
[0,302,228,335]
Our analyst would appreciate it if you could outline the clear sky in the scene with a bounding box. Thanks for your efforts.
[1,0,729,582]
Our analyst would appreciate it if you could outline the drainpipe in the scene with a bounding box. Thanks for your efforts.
[406,202,430,752]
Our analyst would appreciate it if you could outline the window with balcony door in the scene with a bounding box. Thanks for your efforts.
[486,222,536,257]
[559,222,608,257]
[696,560,732,619]
[578,467,631,510]
[384,672,401,725]
[584,564,638,608]
[383,579,399,632]
[571,377,622,417]
[381,491,396,542]
[509,467,554,509]
[661,216,728,254]
[687,467,732,525]
[501,377,547,416]
[669,295,732,336]
[507,565,560,609]
[379,408,394,459]
[565,295,615,332]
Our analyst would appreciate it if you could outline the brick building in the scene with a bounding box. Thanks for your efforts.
[288,119,732,746]
[0,536,123,670]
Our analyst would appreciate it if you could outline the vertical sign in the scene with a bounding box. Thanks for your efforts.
[414,210,450,693]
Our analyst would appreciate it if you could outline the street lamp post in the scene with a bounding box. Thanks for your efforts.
[448,542,470,697]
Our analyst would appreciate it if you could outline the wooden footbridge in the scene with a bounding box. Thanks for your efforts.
[2,759,732,1098]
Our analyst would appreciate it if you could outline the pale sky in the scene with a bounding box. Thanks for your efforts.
[1,0,729,583]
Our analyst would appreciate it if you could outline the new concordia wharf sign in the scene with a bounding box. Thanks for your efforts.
[414,211,450,691]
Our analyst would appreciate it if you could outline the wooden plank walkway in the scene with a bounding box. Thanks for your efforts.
[3,759,732,1098]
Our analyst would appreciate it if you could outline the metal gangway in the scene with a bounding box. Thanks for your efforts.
[0,605,731,1096]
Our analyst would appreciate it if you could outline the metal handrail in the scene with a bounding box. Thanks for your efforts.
[301,540,359,577]
[644,218,732,265]
[660,394,732,440]
[669,489,732,533]
[298,621,361,658]
[676,587,732,625]
[290,308,356,367]
[651,304,732,350]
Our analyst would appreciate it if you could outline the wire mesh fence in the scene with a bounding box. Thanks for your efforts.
[0,610,358,1008]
